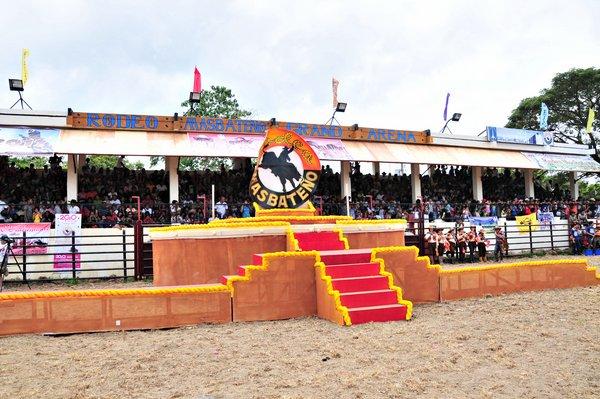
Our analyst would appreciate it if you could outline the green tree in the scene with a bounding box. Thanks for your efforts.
[182,85,252,119]
[8,156,48,168]
[150,85,251,170]
[506,67,599,161]
[87,155,144,170]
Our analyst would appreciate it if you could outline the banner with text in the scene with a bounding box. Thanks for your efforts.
[522,152,600,172]
[515,213,539,234]
[0,223,50,255]
[53,214,82,269]
[538,212,554,230]
[487,126,553,146]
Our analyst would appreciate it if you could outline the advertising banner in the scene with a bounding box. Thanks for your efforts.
[538,212,554,230]
[53,214,82,269]
[0,127,60,155]
[522,152,600,172]
[468,216,498,233]
[0,223,50,255]
[486,126,552,146]
[187,133,353,161]
[515,213,539,234]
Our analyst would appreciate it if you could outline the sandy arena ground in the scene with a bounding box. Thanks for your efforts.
[0,284,597,398]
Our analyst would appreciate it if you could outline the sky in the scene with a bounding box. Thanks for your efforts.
[1,0,600,137]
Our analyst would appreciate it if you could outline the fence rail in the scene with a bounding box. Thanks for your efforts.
[0,217,582,285]
[1,230,135,284]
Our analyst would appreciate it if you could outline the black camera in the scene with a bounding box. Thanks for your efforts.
[0,235,15,244]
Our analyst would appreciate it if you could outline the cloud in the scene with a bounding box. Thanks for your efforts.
[1,0,599,137]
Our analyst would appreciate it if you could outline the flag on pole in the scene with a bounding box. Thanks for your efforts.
[332,77,339,108]
[587,107,596,133]
[21,48,30,85]
[193,67,201,92]
[443,92,450,121]
[540,102,549,130]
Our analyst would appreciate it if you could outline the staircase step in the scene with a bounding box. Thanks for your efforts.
[220,274,238,285]
[320,252,372,265]
[298,240,345,251]
[332,275,389,292]
[326,262,380,278]
[295,231,345,251]
[340,289,398,308]
[349,304,408,324]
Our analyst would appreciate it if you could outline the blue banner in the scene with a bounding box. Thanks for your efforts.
[540,102,549,130]
[486,126,552,146]
[468,216,498,227]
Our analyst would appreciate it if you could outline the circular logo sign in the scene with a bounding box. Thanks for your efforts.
[250,128,321,209]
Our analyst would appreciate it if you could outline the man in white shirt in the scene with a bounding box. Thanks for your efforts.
[67,200,80,214]
[215,196,228,219]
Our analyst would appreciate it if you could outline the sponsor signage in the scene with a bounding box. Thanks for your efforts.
[53,214,82,269]
[0,223,50,255]
[486,126,553,146]
[249,127,321,209]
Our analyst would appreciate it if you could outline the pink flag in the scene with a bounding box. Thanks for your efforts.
[193,67,201,92]
[332,77,339,108]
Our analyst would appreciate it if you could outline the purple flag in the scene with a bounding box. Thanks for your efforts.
[443,92,450,121]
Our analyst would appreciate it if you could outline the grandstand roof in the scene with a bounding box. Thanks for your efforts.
[1,108,598,172]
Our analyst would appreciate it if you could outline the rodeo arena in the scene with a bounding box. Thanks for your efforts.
[1,98,600,396]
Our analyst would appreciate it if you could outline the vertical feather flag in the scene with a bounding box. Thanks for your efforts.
[193,67,201,93]
[586,107,596,133]
[21,49,30,85]
[443,92,450,121]
[539,102,549,130]
[332,77,339,108]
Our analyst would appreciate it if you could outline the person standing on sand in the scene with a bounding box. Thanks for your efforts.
[493,226,506,262]
[477,228,488,262]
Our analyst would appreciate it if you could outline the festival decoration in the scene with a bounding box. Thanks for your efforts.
[249,127,321,209]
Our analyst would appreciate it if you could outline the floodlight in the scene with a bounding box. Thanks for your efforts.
[189,91,201,103]
[9,79,23,92]
[336,102,347,112]
[451,113,462,122]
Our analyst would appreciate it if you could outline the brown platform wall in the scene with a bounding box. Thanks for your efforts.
[0,289,231,336]
[232,255,318,322]
[346,230,404,249]
[153,235,287,286]
[440,262,599,301]
[375,250,440,303]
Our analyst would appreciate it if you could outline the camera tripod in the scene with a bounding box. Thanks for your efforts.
[0,240,32,292]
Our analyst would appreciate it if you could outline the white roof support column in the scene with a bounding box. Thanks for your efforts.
[77,154,86,172]
[372,161,380,175]
[523,168,535,199]
[569,171,579,200]
[166,156,180,203]
[411,163,421,204]
[341,161,352,200]
[66,154,78,202]
[472,166,483,201]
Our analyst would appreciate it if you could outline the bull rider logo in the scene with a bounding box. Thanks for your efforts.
[249,127,321,209]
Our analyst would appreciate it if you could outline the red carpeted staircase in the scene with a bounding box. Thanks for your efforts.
[220,231,411,325]
[320,250,409,324]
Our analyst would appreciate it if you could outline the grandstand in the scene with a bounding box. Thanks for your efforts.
[1,107,599,228]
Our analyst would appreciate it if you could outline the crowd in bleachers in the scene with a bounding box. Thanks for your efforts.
[0,157,590,228]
